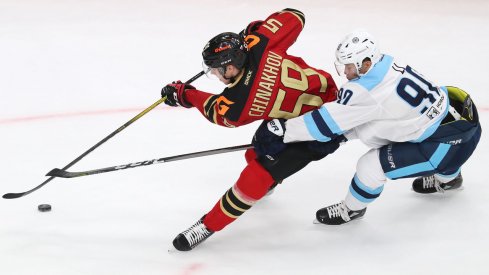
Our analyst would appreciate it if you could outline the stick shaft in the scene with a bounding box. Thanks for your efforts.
[48,144,253,178]
[2,71,205,199]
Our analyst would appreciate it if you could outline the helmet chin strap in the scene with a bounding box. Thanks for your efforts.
[224,75,236,84]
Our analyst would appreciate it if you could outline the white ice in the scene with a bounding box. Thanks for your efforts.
[1,1,488,274]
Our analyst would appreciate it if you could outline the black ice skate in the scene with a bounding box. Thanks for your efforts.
[315,201,366,225]
[173,217,214,251]
[412,173,463,194]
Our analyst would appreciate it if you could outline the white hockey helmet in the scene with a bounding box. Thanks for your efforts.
[334,30,381,76]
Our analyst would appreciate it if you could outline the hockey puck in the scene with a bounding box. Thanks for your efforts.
[38,204,52,212]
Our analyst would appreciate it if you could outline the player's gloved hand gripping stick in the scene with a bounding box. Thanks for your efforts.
[3,71,205,199]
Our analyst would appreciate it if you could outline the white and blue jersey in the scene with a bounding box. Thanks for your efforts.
[282,54,481,212]
[283,55,449,148]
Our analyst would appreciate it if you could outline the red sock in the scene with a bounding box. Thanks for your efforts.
[203,156,274,231]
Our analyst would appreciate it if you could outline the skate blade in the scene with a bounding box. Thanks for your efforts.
[312,216,365,225]
[451,186,464,191]
[167,247,180,254]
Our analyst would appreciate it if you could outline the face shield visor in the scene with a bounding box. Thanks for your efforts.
[334,60,345,76]
[202,61,226,81]
[334,59,360,79]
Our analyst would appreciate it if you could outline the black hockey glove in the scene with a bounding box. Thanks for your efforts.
[306,135,347,155]
[161,81,194,108]
[252,118,287,157]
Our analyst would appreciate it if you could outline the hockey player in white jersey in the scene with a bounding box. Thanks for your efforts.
[253,30,481,225]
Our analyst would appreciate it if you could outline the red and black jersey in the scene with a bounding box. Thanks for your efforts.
[184,9,338,128]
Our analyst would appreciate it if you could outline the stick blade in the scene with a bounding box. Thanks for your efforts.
[3,192,24,199]
[46,168,72,178]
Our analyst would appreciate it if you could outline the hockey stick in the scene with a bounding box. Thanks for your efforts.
[2,71,205,199]
[46,144,253,178]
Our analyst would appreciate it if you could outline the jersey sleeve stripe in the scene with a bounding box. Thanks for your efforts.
[203,96,219,124]
[316,106,343,134]
[303,106,344,142]
[304,112,332,142]
[312,110,335,136]
[281,8,305,27]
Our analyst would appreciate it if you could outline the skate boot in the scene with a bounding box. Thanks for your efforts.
[315,201,366,225]
[412,173,463,194]
[172,216,214,251]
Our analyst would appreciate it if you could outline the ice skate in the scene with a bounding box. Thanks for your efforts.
[412,173,463,194]
[315,201,366,225]
[172,216,214,251]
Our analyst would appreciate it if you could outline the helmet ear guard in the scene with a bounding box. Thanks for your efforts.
[335,30,381,76]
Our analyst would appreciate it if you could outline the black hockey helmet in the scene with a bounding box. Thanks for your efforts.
[202,32,248,70]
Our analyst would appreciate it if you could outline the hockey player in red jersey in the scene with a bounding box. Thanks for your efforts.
[161,8,342,251]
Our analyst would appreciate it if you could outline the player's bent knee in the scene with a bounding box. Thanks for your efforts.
[356,149,386,188]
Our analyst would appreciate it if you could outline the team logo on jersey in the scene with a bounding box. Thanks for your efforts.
[244,35,260,50]
[426,106,441,120]
[216,96,235,115]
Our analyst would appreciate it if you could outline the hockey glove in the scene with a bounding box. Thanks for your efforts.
[252,118,287,157]
[161,81,194,108]
[306,135,347,155]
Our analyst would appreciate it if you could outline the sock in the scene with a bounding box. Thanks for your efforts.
[203,158,275,231]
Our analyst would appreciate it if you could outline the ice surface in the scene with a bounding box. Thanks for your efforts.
[1,1,488,274]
